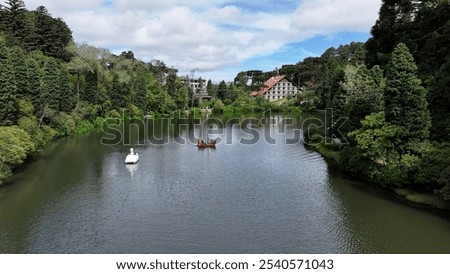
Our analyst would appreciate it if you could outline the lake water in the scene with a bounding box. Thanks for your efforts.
[0,114,449,253]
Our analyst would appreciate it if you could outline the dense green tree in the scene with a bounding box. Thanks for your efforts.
[24,53,42,111]
[217,80,227,100]
[428,59,450,141]
[120,50,135,60]
[292,57,322,87]
[384,43,430,152]
[146,74,172,112]
[415,143,450,197]
[349,112,407,186]
[165,69,177,97]
[109,74,126,108]
[175,84,189,110]
[413,1,450,76]
[33,6,72,60]
[66,56,91,109]
[9,46,27,95]
[58,68,74,112]
[41,58,61,112]
[365,0,418,69]
[333,64,384,136]
[317,58,344,109]
[364,1,450,143]
[0,40,18,126]
[234,71,250,88]
[206,79,215,97]
[134,75,148,111]
[82,68,100,104]
[1,0,35,50]
[0,126,35,185]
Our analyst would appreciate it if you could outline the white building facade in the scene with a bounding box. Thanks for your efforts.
[251,76,301,102]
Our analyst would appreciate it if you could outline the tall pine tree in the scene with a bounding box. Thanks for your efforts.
[58,68,74,112]
[0,40,18,125]
[109,74,127,108]
[134,75,148,111]
[41,58,61,111]
[217,80,227,100]
[82,68,100,104]
[385,43,430,152]
[33,6,73,61]
[9,46,27,95]
[2,0,35,51]
[24,54,41,112]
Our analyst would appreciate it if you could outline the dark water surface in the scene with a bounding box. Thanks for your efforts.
[1,114,449,253]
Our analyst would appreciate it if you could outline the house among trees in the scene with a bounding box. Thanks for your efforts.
[250,75,301,101]
[180,76,212,100]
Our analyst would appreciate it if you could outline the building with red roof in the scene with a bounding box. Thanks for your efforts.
[250,75,301,101]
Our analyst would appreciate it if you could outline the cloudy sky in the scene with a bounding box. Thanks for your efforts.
[24,0,381,82]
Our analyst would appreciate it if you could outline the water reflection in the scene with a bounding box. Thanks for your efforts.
[125,164,138,178]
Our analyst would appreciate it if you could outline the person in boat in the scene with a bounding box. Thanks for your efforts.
[208,139,216,145]
[198,139,205,145]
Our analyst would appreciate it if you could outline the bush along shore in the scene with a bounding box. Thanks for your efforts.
[303,128,450,210]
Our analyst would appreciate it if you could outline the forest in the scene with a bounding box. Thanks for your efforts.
[0,0,449,202]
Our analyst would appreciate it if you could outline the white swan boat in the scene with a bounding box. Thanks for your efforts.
[125,148,139,164]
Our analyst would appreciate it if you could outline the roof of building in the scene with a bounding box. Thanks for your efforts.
[250,75,286,97]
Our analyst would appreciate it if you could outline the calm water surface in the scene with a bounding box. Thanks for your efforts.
[0,114,449,253]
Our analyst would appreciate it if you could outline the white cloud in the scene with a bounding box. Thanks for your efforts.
[291,0,381,38]
[25,0,103,14]
[23,0,381,80]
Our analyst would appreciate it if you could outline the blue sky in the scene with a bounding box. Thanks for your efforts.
[25,0,381,82]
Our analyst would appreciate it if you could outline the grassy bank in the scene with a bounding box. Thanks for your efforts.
[394,188,450,210]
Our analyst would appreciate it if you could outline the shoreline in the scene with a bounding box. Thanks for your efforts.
[305,142,450,211]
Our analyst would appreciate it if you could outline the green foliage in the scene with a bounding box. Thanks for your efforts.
[0,1,73,58]
[223,105,234,114]
[74,119,94,135]
[365,0,417,69]
[82,68,100,104]
[109,74,126,108]
[17,116,44,148]
[23,53,41,111]
[365,1,450,143]
[385,43,431,151]
[0,126,34,185]
[212,99,225,113]
[0,41,18,125]
[336,64,384,130]
[429,58,450,141]
[52,112,77,136]
[350,112,404,162]
[33,6,73,61]
[41,57,61,111]
[217,80,228,100]
[415,143,450,198]
[58,69,75,112]
[134,75,148,111]
[339,146,373,177]
[349,112,408,186]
